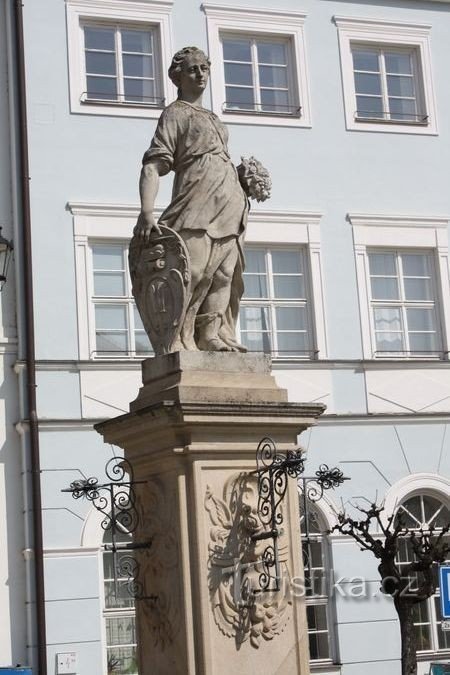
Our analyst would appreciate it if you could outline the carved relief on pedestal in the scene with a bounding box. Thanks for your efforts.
[205,474,292,648]
[135,478,181,650]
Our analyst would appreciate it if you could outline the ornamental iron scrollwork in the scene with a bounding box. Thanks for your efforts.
[61,456,154,602]
[252,437,350,595]
[252,437,306,593]
[299,462,350,590]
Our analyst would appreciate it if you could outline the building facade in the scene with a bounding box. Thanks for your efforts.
[1,0,450,673]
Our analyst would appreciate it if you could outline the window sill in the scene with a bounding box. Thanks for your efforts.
[347,117,437,135]
[71,98,165,119]
[217,109,311,128]
[310,661,341,672]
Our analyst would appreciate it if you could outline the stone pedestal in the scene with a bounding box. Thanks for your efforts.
[95,353,325,675]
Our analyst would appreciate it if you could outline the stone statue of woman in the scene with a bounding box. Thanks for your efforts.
[131,46,270,354]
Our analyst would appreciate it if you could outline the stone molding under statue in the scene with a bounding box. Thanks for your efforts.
[129,46,271,355]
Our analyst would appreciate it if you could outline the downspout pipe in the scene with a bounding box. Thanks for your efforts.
[13,1,47,673]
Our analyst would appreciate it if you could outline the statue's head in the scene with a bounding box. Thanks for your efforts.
[168,46,211,97]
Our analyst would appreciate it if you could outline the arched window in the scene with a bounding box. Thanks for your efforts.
[299,500,335,664]
[102,527,138,674]
[396,493,450,654]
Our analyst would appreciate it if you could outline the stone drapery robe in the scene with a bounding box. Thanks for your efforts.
[142,100,248,347]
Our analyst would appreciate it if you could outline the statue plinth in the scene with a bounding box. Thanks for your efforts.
[95,353,325,675]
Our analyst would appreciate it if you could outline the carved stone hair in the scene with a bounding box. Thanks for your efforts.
[168,46,211,91]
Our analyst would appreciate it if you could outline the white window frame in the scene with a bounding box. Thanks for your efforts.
[240,246,315,359]
[299,501,338,666]
[349,213,450,360]
[334,16,438,135]
[70,204,327,360]
[66,0,175,118]
[245,210,327,359]
[202,3,312,128]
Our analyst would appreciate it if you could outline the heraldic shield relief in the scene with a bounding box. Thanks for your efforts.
[128,225,191,355]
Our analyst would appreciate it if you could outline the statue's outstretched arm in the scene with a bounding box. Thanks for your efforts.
[134,159,166,240]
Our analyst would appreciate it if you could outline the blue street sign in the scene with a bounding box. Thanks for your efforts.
[440,566,450,620]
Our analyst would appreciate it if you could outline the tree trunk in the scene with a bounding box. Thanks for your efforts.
[394,598,418,675]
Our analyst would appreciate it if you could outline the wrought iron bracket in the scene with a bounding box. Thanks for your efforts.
[251,437,349,595]
[61,456,153,601]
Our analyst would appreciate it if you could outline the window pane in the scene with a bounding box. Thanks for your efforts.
[241,331,271,353]
[272,251,302,274]
[273,275,305,298]
[387,75,415,98]
[106,645,138,674]
[86,52,116,76]
[415,621,432,652]
[385,52,413,75]
[277,332,308,355]
[369,253,397,276]
[123,54,154,78]
[94,272,125,297]
[259,65,288,88]
[371,277,399,300]
[84,26,115,51]
[243,275,268,298]
[402,254,430,277]
[422,495,445,525]
[225,86,255,109]
[245,250,266,274]
[224,62,253,86]
[389,97,417,121]
[240,306,270,332]
[260,88,289,112]
[86,76,117,100]
[124,78,155,103]
[106,615,136,646]
[96,332,127,354]
[308,631,330,660]
[406,308,436,332]
[93,246,124,271]
[404,278,432,301]
[375,332,404,353]
[373,307,402,332]
[408,332,438,353]
[354,72,382,96]
[223,39,251,62]
[307,604,328,631]
[398,496,422,528]
[95,305,127,329]
[275,307,306,330]
[133,306,144,330]
[135,331,152,354]
[352,49,379,72]
[121,30,152,54]
[356,95,383,118]
[257,42,287,65]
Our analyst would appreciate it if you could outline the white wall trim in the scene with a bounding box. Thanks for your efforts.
[202,3,312,128]
[334,15,438,135]
[383,473,450,519]
[65,0,176,118]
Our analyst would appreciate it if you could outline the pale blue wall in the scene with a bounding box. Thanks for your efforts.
[17,0,450,672]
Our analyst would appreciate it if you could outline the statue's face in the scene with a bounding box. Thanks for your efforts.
[179,52,210,97]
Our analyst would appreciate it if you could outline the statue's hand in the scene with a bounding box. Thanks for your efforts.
[134,211,162,241]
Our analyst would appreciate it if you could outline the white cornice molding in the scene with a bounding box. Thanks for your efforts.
[248,210,322,226]
[202,3,307,25]
[65,0,173,13]
[67,202,322,226]
[333,15,431,35]
[347,213,450,229]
